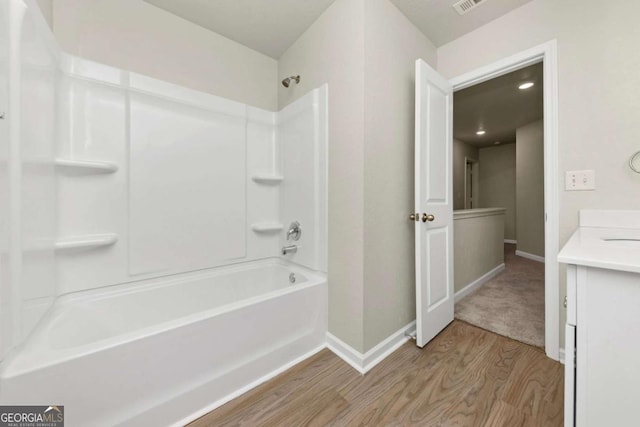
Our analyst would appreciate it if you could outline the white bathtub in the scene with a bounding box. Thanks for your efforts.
[0,259,327,426]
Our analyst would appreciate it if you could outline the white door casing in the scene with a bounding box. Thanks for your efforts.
[448,40,559,360]
[414,59,454,348]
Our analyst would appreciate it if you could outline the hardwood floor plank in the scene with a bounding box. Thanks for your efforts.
[499,346,561,417]
[484,400,530,427]
[335,329,452,424]
[257,387,351,427]
[188,321,563,427]
[433,335,527,426]
[393,324,503,425]
[190,350,357,426]
[537,360,565,427]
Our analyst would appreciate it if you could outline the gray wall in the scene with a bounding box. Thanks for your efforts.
[52,0,278,110]
[279,0,366,351]
[454,210,505,293]
[279,0,437,352]
[36,0,53,28]
[478,144,516,241]
[453,139,479,210]
[362,0,437,351]
[516,120,545,257]
[437,0,640,348]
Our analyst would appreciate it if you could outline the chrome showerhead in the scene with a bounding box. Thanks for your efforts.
[282,75,300,88]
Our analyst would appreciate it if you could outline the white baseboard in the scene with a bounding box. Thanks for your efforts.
[327,321,416,375]
[559,348,565,364]
[362,321,416,372]
[454,263,505,303]
[515,250,545,263]
[504,239,517,244]
[326,334,366,374]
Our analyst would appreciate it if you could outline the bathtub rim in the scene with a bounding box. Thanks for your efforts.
[0,258,326,379]
[65,256,315,301]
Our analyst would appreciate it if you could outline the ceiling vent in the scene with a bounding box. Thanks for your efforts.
[452,0,486,15]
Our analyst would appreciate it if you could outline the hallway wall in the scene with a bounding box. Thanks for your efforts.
[453,139,479,210]
[516,120,545,258]
[478,144,516,241]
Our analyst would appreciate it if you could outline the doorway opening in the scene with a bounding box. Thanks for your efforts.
[449,41,559,360]
[464,158,478,209]
[453,63,544,347]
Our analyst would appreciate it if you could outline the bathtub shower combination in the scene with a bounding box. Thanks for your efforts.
[0,1,328,425]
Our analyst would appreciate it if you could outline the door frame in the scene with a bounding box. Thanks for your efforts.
[449,40,560,361]
[463,156,478,209]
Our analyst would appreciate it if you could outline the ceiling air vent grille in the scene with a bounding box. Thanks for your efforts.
[452,0,485,15]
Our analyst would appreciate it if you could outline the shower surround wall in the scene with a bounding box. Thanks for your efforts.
[55,61,326,293]
[0,0,58,361]
[1,2,328,420]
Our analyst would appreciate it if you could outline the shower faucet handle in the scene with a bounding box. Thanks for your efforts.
[287,221,302,241]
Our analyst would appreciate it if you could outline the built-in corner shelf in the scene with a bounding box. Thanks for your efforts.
[55,158,119,173]
[251,223,284,233]
[55,233,118,250]
[251,174,283,185]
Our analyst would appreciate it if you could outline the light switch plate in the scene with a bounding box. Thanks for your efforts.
[565,170,595,191]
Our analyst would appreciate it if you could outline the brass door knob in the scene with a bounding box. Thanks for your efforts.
[409,213,419,222]
[422,213,435,222]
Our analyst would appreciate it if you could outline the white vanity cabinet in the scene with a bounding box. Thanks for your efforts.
[559,210,640,427]
[563,264,640,426]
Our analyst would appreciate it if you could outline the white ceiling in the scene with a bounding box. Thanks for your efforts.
[390,0,534,47]
[454,62,543,148]
[143,0,337,59]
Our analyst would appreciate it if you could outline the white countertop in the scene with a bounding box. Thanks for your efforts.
[558,226,640,274]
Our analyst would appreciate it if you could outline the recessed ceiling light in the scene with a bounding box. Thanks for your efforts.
[519,82,534,90]
[476,130,486,135]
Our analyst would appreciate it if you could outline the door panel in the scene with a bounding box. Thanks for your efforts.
[426,86,448,203]
[427,229,449,307]
[415,59,454,348]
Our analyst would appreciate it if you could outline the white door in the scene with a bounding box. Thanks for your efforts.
[414,59,454,348]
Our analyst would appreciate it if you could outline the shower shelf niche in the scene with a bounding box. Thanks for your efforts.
[55,158,119,173]
[251,223,284,233]
[55,233,119,250]
[251,174,283,185]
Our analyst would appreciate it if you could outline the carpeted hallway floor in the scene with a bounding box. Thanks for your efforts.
[454,243,545,348]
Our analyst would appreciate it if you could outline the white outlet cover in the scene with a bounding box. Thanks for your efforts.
[565,170,595,191]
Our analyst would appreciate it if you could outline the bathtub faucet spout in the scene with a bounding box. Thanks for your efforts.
[282,245,298,255]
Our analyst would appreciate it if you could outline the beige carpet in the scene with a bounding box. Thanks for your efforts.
[454,244,545,348]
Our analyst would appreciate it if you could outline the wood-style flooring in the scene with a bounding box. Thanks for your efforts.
[189,321,563,426]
